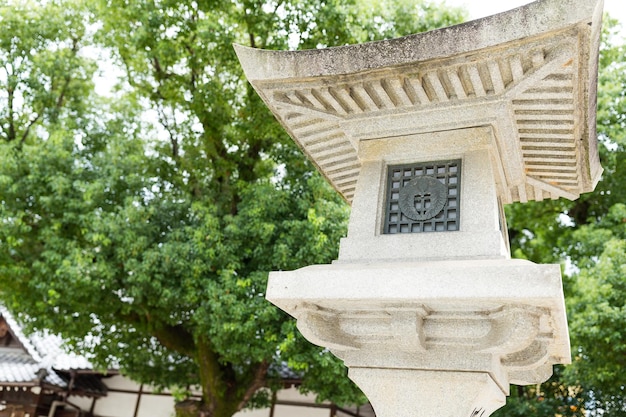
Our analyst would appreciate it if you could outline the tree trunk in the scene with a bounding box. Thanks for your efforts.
[175,400,204,417]
[175,399,237,417]
[180,339,241,417]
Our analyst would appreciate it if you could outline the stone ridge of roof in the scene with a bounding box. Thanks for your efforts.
[235,0,602,81]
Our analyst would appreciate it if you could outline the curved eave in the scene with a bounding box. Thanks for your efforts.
[234,0,603,82]
[235,0,604,204]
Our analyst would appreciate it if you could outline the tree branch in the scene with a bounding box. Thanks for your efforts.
[248,31,256,49]
[156,104,179,159]
[53,38,79,115]
[152,322,196,357]
[19,113,42,146]
[152,57,172,81]
[54,75,71,112]
[120,310,196,357]
[7,82,16,142]
[236,361,269,412]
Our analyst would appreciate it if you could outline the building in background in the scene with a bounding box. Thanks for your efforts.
[0,307,373,417]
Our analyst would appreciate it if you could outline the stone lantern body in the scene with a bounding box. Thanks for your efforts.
[235,1,603,416]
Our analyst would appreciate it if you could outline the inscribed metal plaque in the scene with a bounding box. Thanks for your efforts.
[384,160,461,234]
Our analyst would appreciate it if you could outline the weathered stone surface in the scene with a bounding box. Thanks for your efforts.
[351,370,506,417]
[235,1,603,416]
[268,259,570,387]
[235,0,603,204]
[339,138,509,262]
[267,258,570,416]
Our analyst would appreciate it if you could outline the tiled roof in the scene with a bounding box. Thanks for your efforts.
[0,305,42,362]
[0,350,36,365]
[0,306,109,396]
[0,362,42,384]
[53,370,109,397]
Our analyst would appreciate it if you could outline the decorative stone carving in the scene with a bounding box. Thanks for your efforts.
[398,176,447,221]
[267,258,571,417]
[385,160,461,234]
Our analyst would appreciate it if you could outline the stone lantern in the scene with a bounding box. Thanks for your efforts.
[235,0,603,416]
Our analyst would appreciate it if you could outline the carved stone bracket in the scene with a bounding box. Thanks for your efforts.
[296,302,557,391]
[268,259,570,417]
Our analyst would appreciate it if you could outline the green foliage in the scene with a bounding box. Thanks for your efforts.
[0,0,95,142]
[290,0,467,48]
[4,1,625,417]
[561,204,626,417]
[496,369,585,417]
[0,1,466,416]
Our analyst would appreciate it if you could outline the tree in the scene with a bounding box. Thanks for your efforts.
[0,0,94,144]
[0,1,466,416]
[563,16,626,416]
[495,14,626,417]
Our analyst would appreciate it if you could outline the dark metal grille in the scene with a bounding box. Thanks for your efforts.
[384,160,461,234]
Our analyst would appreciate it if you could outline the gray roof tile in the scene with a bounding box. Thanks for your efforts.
[0,306,103,393]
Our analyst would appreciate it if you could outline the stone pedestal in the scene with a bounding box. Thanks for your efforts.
[352,370,504,417]
[236,0,603,416]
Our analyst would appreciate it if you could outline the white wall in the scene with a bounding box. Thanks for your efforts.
[136,394,176,417]
[92,391,138,417]
[68,376,350,417]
